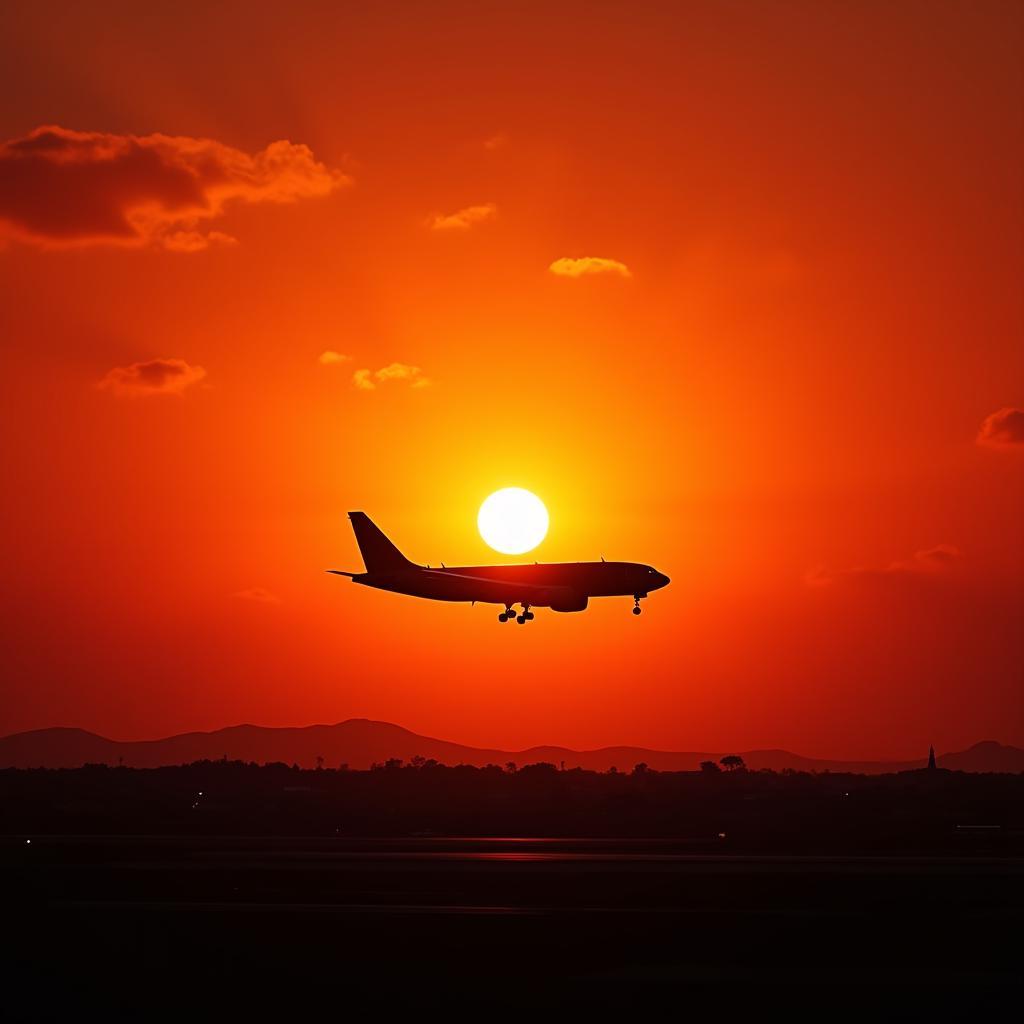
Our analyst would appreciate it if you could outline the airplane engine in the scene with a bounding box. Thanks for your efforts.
[550,593,588,613]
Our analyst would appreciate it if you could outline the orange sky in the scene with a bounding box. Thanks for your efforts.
[1,1,1021,758]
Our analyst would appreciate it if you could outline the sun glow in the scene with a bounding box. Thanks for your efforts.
[477,488,549,555]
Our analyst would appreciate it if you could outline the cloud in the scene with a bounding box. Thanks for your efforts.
[0,125,349,250]
[428,203,496,231]
[375,362,427,384]
[162,229,238,253]
[234,587,281,605]
[908,545,961,569]
[352,362,430,391]
[318,350,351,366]
[549,256,631,278]
[97,358,206,397]
[806,545,962,588]
[977,407,1024,449]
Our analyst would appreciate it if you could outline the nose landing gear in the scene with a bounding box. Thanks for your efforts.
[633,594,643,616]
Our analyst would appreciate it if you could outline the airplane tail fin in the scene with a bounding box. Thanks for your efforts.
[348,511,415,573]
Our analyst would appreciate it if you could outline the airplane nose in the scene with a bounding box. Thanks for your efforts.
[656,572,670,589]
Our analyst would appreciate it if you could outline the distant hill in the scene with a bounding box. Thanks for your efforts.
[0,720,1021,774]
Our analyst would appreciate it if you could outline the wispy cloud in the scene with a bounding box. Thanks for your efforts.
[977,407,1024,449]
[353,362,430,391]
[0,125,349,250]
[806,545,961,588]
[318,350,351,366]
[98,358,206,398]
[162,229,238,253]
[428,203,497,231]
[352,368,375,391]
[234,587,281,605]
[549,256,631,279]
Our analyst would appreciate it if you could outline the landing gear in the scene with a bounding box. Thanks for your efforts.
[516,605,534,625]
[633,595,642,616]
[499,603,534,624]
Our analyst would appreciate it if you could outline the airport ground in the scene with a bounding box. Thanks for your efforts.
[3,766,1021,1011]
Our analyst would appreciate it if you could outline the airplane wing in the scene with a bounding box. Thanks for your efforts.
[417,569,573,605]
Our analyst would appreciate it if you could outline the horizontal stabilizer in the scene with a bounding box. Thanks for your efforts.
[326,570,357,577]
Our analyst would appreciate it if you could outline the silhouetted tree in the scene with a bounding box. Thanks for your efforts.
[315,755,324,771]
[505,762,517,774]
[720,755,746,772]
[700,760,721,774]
[633,762,649,775]
[409,755,427,769]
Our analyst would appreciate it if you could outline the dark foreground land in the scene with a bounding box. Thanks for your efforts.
[2,764,1022,1011]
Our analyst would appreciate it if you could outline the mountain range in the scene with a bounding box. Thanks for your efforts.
[0,719,1021,773]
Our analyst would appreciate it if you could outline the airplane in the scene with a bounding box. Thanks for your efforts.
[328,511,670,624]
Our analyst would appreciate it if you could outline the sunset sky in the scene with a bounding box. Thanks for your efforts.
[1,1,1021,758]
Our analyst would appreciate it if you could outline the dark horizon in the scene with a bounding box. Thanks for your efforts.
[3,717,1022,774]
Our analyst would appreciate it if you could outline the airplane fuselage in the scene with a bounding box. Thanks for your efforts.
[351,561,669,611]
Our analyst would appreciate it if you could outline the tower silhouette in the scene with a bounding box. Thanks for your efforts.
[927,745,937,770]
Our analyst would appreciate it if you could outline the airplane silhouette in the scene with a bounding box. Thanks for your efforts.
[328,512,670,623]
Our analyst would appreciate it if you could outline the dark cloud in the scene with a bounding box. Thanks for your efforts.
[806,545,961,588]
[98,358,206,397]
[0,125,348,250]
[977,407,1024,449]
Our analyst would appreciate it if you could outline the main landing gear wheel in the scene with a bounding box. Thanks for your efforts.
[499,605,516,623]
[516,605,534,624]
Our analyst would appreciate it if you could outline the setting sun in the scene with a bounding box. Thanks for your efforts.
[477,488,549,556]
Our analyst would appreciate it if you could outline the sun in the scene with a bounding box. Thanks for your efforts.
[478,488,549,555]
